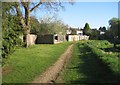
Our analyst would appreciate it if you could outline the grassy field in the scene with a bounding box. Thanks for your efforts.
[56,40,119,84]
[2,42,72,83]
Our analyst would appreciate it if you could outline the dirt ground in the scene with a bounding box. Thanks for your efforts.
[31,44,74,83]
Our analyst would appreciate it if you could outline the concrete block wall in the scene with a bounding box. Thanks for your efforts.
[36,34,54,44]
[68,35,79,41]
[26,34,37,45]
[68,35,89,41]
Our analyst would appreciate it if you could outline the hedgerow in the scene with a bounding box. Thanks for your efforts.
[84,41,119,75]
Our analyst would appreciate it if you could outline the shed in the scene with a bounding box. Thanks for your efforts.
[36,34,66,44]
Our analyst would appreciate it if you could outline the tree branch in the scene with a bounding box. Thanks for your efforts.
[15,2,26,29]
[30,2,43,12]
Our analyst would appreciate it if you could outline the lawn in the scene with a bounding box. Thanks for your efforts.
[56,40,119,84]
[2,42,72,83]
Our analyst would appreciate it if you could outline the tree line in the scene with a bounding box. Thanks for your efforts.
[30,15,67,35]
[83,18,120,41]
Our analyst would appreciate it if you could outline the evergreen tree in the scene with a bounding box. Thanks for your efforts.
[109,18,120,38]
[83,23,91,35]
[2,2,22,58]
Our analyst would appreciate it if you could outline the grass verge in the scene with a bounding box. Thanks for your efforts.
[2,42,72,83]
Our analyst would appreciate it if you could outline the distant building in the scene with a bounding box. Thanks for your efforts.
[76,30,83,35]
[66,35,89,41]
[66,30,72,34]
[100,31,105,35]
[66,28,89,41]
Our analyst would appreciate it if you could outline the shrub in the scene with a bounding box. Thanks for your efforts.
[2,14,22,58]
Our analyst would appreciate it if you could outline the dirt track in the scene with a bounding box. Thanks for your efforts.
[31,44,74,83]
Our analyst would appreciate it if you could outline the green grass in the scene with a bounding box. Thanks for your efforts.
[2,42,72,83]
[85,40,119,75]
[56,40,119,84]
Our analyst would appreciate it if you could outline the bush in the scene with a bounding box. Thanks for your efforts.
[2,14,22,58]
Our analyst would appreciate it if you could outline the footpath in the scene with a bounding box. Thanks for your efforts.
[31,44,74,83]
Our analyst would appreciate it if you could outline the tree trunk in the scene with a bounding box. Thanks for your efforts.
[15,2,30,48]
[24,3,31,48]
[114,43,116,48]
[25,29,30,48]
